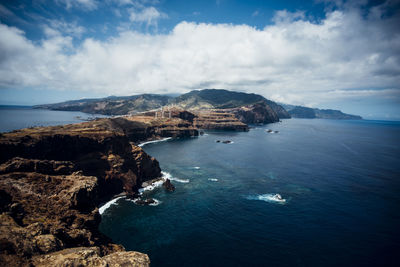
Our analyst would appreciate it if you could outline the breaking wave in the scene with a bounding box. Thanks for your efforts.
[162,171,190,183]
[138,137,172,147]
[246,193,286,204]
[99,196,125,214]
[130,198,162,206]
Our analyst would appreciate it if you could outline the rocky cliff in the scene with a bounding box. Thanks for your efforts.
[231,102,280,124]
[171,89,290,121]
[193,110,249,131]
[0,115,198,266]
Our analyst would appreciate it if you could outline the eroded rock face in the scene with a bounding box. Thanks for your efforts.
[193,110,249,131]
[233,102,280,124]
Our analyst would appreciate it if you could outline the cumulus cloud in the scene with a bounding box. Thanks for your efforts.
[0,2,399,107]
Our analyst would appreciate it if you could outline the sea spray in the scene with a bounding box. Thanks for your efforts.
[99,196,125,214]
[245,194,286,204]
[138,137,172,147]
[162,171,190,183]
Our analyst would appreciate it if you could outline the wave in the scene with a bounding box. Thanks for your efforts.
[246,193,286,204]
[208,178,218,182]
[130,198,162,206]
[138,137,172,147]
[193,166,201,169]
[162,171,190,183]
[138,179,164,194]
[99,196,125,214]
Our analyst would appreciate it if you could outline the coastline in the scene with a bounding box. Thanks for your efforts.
[0,112,203,266]
[0,107,276,266]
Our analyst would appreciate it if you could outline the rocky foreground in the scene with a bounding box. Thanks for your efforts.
[0,112,198,266]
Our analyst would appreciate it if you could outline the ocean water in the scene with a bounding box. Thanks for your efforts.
[99,118,400,266]
[0,106,107,133]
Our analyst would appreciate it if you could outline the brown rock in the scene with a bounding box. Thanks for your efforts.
[163,179,175,192]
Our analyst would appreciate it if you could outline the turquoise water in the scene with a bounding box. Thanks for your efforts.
[0,106,107,133]
[99,119,400,266]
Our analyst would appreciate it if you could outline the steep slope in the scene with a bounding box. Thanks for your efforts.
[35,94,172,115]
[171,89,290,123]
[171,89,266,109]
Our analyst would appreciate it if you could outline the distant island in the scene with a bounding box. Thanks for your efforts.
[35,89,362,121]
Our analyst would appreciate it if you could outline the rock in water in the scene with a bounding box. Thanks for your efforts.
[163,179,175,192]
[134,198,157,206]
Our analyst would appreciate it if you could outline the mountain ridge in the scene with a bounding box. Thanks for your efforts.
[281,104,362,120]
[34,89,361,121]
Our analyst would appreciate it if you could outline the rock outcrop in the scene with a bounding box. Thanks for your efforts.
[0,115,198,266]
[231,102,280,124]
[193,110,249,131]
[162,179,175,192]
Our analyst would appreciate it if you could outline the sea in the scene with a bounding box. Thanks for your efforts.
[0,105,108,133]
[98,118,400,267]
[1,107,399,266]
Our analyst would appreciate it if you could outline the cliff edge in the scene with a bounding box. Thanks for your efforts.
[0,115,198,266]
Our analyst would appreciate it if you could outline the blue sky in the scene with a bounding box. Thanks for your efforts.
[0,0,399,120]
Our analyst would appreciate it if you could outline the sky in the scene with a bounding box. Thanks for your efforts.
[0,0,399,120]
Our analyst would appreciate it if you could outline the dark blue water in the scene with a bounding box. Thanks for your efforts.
[0,106,107,133]
[99,119,400,266]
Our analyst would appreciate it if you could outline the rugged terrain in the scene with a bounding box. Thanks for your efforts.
[35,89,291,124]
[36,94,172,116]
[0,113,198,266]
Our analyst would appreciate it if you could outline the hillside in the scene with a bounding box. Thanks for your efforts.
[35,94,172,115]
[34,89,291,123]
[282,104,362,120]
[171,89,291,120]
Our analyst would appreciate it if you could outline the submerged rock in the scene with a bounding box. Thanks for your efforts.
[222,140,232,144]
[134,198,157,206]
[163,179,175,192]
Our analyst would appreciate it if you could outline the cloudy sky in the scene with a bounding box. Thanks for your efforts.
[0,0,399,119]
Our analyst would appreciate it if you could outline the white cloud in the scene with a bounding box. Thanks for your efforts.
[0,5,399,108]
[43,20,86,38]
[129,6,167,28]
[57,0,98,11]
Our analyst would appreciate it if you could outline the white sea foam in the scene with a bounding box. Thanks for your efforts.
[208,178,218,182]
[138,179,164,194]
[99,196,124,214]
[246,193,286,204]
[138,137,172,147]
[130,198,162,206]
[193,166,201,169]
[149,199,161,206]
[162,171,190,183]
